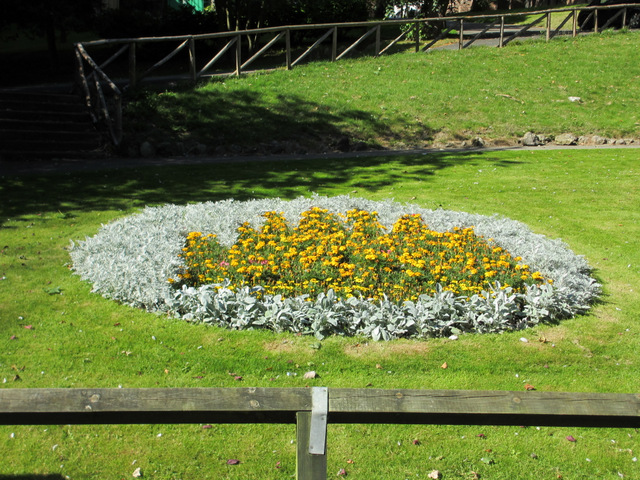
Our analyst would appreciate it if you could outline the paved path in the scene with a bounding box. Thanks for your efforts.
[2,144,639,177]
[433,20,558,50]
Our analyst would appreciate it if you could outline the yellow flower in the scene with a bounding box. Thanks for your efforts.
[173,209,549,302]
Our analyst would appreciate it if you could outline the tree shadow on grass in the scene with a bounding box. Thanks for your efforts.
[0,150,523,224]
[124,86,400,152]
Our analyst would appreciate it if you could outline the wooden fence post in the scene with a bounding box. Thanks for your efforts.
[189,37,196,83]
[499,16,505,47]
[286,29,292,70]
[297,387,328,480]
[331,27,337,61]
[296,412,327,480]
[459,19,464,50]
[235,34,242,75]
[114,94,123,146]
[546,12,551,41]
[128,41,137,89]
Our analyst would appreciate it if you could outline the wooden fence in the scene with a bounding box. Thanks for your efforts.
[74,4,639,146]
[2,387,639,479]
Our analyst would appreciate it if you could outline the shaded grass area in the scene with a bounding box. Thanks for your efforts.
[1,148,639,478]
[124,30,640,155]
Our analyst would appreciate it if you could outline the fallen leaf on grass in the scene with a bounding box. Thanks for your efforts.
[524,384,536,391]
[337,468,347,476]
[23,325,33,330]
[303,371,317,379]
[227,459,240,465]
[428,470,441,479]
[132,467,142,478]
[566,435,577,442]
[496,93,524,104]
[441,362,448,369]
[412,439,421,445]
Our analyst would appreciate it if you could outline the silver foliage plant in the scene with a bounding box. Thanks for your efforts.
[70,195,600,340]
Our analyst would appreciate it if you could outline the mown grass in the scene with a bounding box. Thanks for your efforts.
[1,146,639,478]
[124,29,640,154]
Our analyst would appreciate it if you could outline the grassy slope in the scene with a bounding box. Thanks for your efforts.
[1,147,639,479]
[124,30,640,154]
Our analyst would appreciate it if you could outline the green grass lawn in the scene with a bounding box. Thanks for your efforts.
[122,29,640,156]
[1,146,639,478]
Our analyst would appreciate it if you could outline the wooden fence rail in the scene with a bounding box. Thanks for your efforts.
[2,387,639,479]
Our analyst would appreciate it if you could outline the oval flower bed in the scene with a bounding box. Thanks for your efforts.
[70,195,600,340]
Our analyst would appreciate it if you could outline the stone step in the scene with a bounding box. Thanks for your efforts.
[0,118,96,133]
[0,128,102,142]
[1,137,104,152]
[0,91,84,104]
[0,90,106,160]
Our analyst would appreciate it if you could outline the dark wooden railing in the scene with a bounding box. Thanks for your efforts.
[2,387,639,479]
[73,4,639,146]
[75,43,123,146]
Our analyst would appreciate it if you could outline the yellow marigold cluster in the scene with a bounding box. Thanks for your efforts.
[169,207,550,302]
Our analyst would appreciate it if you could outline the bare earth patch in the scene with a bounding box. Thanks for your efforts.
[263,338,315,355]
[344,339,431,359]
